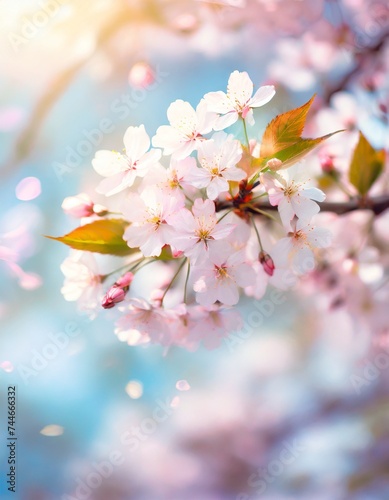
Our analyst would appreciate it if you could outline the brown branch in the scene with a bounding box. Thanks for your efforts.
[217,194,389,216]
[323,30,389,102]
[256,195,389,216]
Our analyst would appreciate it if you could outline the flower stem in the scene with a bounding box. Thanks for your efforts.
[184,260,191,304]
[162,258,187,304]
[242,118,250,148]
[104,257,143,279]
[217,208,234,223]
[249,206,279,223]
[250,215,264,252]
[130,258,154,273]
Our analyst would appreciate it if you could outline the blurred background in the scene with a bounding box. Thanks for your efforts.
[0,1,389,499]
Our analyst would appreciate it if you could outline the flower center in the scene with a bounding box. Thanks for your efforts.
[168,171,179,188]
[292,229,309,247]
[215,265,229,280]
[283,182,299,198]
[195,228,211,241]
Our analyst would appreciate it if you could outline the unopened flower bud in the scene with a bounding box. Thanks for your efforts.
[115,272,134,288]
[102,286,126,309]
[259,251,275,277]
[102,272,134,309]
[62,193,96,218]
[320,155,335,174]
[266,158,282,171]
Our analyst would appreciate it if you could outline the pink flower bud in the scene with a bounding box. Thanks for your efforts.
[259,251,275,277]
[266,158,282,171]
[62,193,95,218]
[320,155,335,174]
[101,286,126,309]
[115,272,134,288]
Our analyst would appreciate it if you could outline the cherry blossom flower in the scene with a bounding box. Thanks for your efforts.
[168,198,235,263]
[60,251,102,316]
[261,171,326,230]
[152,99,217,159]
[158,156,197,199]
[203,70,275,129]
[192,247,255,306]
[115,299,174,345]
[186,131,246,199]
[122,187,184,257]
[272,220,332,274]
[188,305,243,349]
[92,125,161,196]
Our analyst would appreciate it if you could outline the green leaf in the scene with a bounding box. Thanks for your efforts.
[252,132,342,171]
[349,131,385,196]
[46,219,135,256]
[260,95,316,158]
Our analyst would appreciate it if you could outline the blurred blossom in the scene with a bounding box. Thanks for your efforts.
[0,106,25,131]
[125,380,143,399]
[128,61,155,88]
[0,203,42,290]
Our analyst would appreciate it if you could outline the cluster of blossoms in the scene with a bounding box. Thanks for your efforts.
[60,71,332,349]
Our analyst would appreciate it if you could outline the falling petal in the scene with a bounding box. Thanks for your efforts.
[40,425,64,437]
[125,380,143,399]
[15,177,41,201]
[0,361,14,373]
[170,396,180,408]
[176,379,191,391]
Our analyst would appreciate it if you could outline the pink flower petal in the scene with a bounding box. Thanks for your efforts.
[15,177,41,201]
